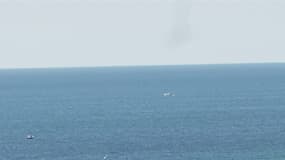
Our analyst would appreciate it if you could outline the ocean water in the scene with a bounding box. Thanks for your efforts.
[1,64,285,160]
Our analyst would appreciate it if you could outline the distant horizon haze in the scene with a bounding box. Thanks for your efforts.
[0,62,285,70]
[0,0,285,68]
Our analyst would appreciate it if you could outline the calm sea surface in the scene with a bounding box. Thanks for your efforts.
[1,64,285,160]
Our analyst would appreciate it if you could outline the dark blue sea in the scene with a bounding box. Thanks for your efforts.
[1,64,285,160]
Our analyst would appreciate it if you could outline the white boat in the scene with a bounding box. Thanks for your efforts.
[163,92,175,97]
[163,92,171,96]
[26,135,35,139]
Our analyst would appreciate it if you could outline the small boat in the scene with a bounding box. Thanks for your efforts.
[163,92,175,97]
[163,92,171,96]
[26,135,35,140]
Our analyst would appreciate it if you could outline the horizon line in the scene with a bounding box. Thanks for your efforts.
[0,62,285,70]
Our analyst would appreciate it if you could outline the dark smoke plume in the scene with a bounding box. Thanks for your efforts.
[168,0,191,47]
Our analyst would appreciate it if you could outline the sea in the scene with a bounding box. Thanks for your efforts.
[1,64,285,160]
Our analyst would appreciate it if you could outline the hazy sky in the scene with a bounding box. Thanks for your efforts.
[0,0,285,68]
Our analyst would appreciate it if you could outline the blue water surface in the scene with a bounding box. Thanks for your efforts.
[1,64,285,160]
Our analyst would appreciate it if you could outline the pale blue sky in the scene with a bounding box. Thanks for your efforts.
[0,0,285,68]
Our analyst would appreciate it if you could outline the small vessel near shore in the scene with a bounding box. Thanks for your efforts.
[162,92,175,97]
[26,135,35,140]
